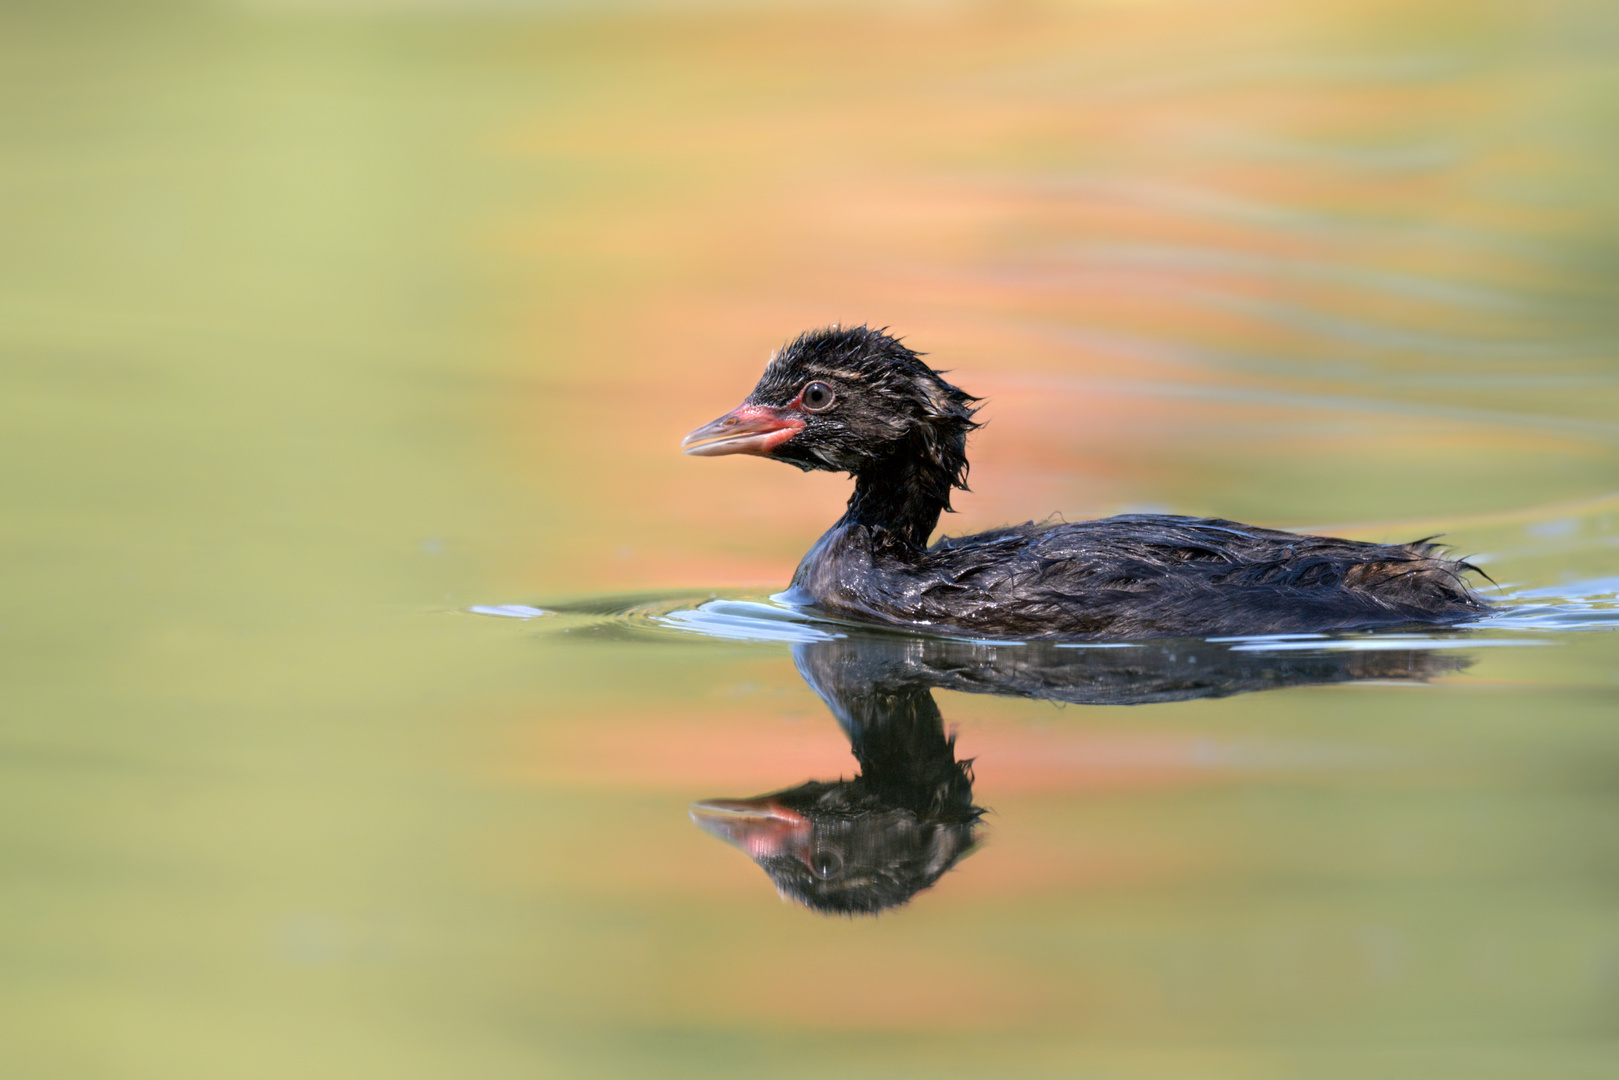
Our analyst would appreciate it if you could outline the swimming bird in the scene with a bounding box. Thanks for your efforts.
[682,326,1486,639]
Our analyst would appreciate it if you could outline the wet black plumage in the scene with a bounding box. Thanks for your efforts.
[683,326,1488,640]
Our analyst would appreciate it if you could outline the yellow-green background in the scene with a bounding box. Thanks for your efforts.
[2,1,1616,1076]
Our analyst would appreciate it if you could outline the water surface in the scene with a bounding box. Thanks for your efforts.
[2,1,1617,1076]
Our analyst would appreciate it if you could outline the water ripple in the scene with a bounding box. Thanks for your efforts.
[466,575,1619,646]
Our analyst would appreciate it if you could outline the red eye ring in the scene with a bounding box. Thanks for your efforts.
[800,381,836,413]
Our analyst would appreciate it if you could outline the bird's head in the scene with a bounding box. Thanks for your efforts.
[681,326,980,484]
[689,783,979,915]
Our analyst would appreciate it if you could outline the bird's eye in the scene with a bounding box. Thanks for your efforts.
[800,381,836,412]
[809,849,843,879]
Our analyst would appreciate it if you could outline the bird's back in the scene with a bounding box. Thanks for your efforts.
[801,513,1488,639]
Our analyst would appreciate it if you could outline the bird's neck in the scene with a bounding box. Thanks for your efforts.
[839,443,958,552]
[845,685,976,819]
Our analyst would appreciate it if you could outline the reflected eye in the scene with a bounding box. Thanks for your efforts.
[800,381,836,412]
[809,849,843,879]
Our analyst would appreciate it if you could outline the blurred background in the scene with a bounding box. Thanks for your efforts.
[1,0,1616,1077]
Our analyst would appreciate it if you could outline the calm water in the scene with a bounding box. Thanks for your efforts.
[3,1,1618,1076]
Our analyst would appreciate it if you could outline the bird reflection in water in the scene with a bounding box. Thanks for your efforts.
[691,632,1470,914]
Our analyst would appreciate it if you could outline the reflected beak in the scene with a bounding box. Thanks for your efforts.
[681,404,805,457]
[689,797,811,859]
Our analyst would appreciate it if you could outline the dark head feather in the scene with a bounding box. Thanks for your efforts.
[747,325,980,486]
[744,326,981,548]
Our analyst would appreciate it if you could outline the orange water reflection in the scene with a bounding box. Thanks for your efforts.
[491,2,1611,601]
[5,1,1615,1075]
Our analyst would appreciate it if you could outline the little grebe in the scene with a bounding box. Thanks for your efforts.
[682,326,1487,639]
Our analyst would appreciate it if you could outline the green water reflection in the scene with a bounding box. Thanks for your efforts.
[2,1,1616,1077]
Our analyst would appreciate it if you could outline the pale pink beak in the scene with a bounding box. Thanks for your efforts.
[681,403,805,457]
[689,797,811,859]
